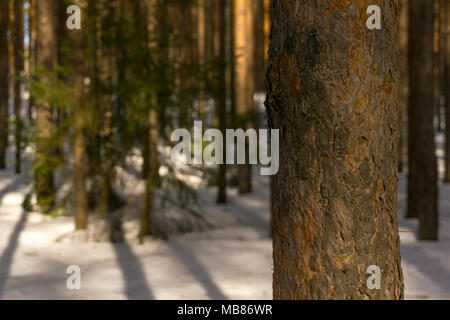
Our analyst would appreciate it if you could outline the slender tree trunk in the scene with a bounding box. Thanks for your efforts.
[72,0,88,230]
[234,0,254,194]
[267,0,404,299]
[434,0,442,132]
[399,0,409,173]
[13,0,24,174]
[0,0,9,169]
[140,0,161,242]
[216,0,227,204]
[35,0,56,212]
[407,0,439,240]
[28,0,36,121]
[444,0,450,182]
[197,0,206,121]
[253,0,265,92]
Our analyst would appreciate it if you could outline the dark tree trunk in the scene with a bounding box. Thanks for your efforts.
[407,0,439,240]
[267,0,404,299]
[216,0,227,204]
[0,0,9,169]
[444,0,450,183]
[399,0,409,173]
[13,0,24,174]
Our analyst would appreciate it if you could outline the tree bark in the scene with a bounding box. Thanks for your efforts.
[267,0,404,299]
[407,0,439,240]
[35,0,56,212]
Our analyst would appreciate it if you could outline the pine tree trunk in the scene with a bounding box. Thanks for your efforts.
[443,0,450,183]
[234,0,254,194]
[13,0,24,174]
[253,0,266,92]
[407,0,439,240]
[217,0,227,204]
[0,0,9,169]
[28,0,36,121]
[72,0,88,230]
[399,0,409,173]
[434,0,442,132]
[197,0,206,122]
[267,0,404,299]
[35,0,56,212]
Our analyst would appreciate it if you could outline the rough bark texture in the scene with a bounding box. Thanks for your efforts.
[35,0,56,211]
[0,0,9,169]
[267,0,404,299]
[234,0,254,194]
[14,0,24,174]
[407,0,438,240]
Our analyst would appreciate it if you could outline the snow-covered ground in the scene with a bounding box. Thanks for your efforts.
[1,138,450,300]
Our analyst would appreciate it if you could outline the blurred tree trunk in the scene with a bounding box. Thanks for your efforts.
[408,0,438,240]
[98,0,116,217]
[28,0,37,121]
[216,0,227,204]
[444,0,450,182]
[140,0,161,242]
[197,0,206,122]
[72,0,88,230]
[35,0,56,212]
[399,0,409,173]
[234,0,254,194]
[0,0,9,169]
[268,0,404,299]
[13,0,24,174]
[253,0,265,92]
[434,0,442,132]
[229,0,236,130]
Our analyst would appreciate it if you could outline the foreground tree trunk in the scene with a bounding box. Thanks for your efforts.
[0,0,9,169]
[267,0,404,299]
[35,0,56,211]
[407,0,438,240]
[14,0,24,174]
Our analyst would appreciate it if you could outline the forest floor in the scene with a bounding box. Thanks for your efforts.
[1,137,450,300]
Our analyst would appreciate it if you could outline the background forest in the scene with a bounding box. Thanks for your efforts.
[0,0,450,300]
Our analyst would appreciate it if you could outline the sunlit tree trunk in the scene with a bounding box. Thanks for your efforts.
[267,0,404,299]
[407,0,439,241]
[443,0,450,183]
[35,0,56,212]
[234,0,254,194]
